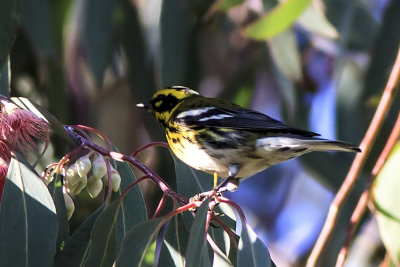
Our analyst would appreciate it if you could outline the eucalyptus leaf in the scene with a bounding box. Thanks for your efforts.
[81,201,120,267]
[244,0,311,40]
[373,143,400,262]
[82,0,117,85]
[238,222,271,267]
[54,205,105,267]
[116,218,164,266]
[0,155,58,267]
[0,0,21,68]
[185,200,212,267]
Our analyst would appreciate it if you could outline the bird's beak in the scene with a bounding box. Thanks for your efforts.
[136,103,149,109]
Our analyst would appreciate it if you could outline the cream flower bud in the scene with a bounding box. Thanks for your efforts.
[63,187,75,220]
[71,175,87,195]
[65,164,80,187]
[86,178,103,198]
[76,156,91,177]
[92,155,107,180]
[111,169,121,192]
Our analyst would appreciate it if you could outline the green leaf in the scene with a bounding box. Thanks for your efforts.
[238,223,271,267]
[82,0,117,85]
[48,173,70,254]
[244,0,311,40]
[159,213,190,267]
[172,155,214,199]
[22,0,56,57]
[160,0,193,86]
[269,29,302,82]
[116,218,164,266]
[54,205,104,267]
[373,142,400,262]
[0,0,21,68]
[297,4,338,39]
[215,0,244,12]
[81,201,120,267]
[114,159,147,243]
[0,155,58,267]
[185,200,212,267]
[0,58,9,96]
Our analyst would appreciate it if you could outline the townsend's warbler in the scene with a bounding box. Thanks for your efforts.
[138,86,361,191]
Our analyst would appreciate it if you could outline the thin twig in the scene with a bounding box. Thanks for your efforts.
[307,47,400,267]
[336,112,400,267]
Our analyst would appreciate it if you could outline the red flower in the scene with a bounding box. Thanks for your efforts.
[0,101,50,155]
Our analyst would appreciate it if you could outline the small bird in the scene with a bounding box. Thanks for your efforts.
[137,86,361,191]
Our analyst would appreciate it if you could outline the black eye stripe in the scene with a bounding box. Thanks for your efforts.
[151,94,180,112]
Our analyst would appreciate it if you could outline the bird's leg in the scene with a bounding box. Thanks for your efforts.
[190,164,240,202]
[213,172,218,189]
[215,164,240,193]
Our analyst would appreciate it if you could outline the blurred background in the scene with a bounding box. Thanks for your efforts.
[3,0,400,265]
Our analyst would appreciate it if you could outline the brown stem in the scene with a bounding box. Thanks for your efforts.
[336,112,400,267]
[307,47,400,267]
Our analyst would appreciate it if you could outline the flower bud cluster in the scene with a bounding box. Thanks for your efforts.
[62,154,122,220]
[64,154,122,198]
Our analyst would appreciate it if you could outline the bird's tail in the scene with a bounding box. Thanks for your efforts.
[307,139,361,153]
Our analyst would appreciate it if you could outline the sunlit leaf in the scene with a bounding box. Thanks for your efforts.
[297,4,338,39]
[11,97,73,143]
[185,200,212,267]
[269,29,302,82]
[116,218,164,266]
[159,214,189,267]
[0,155,58,266]
[215,0,244,12]
[373,142,400,262]
[238,222,271,267]
[244,0,311,40]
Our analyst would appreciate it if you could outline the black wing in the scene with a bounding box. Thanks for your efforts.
[175,106,319,137]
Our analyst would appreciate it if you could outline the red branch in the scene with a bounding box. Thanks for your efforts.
[307,47,400,266]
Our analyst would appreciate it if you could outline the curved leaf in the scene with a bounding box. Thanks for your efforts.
[172,154,214,198]
[0,0,21,68]
[114,159,147,243]
[22,0,56,57]
[269,29,302,82]
[0,58,9,96]
[373,142,400,262]
[82,0,117,85]
[0,155,58,267]
[11,97,73,143]
[297,4,338,39]
[238,223,271,267]
[81,201,120,267]
[48,173,69,254]
[160,0,193,86]
[54,205,104,267]
[116,218,164,266]
[244,0,311,40]
[185,200,212,267]
[159,213,190,267]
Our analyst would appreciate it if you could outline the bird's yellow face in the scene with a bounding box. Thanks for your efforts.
[146,86,199,127]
